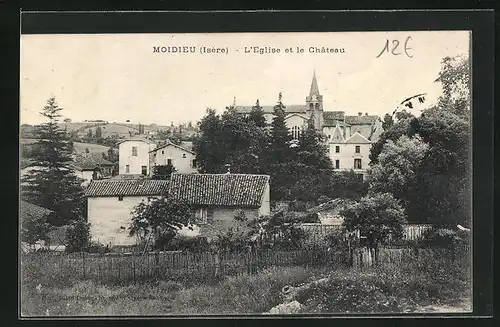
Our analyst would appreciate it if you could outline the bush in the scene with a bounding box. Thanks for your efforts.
[421,228,467,247]
[166,235,210,253]
[88,241,111,254]
[317,195,331,205]
[65,220,90,252]
[210,228,250,253]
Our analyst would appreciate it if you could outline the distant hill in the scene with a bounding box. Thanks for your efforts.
[73,142,110,154]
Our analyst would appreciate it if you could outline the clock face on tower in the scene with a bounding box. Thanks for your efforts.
[312,95,317,101]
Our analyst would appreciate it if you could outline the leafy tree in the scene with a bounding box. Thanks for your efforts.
[21,97,86,225]
[95,126,102,138]
[340,192,407,251]
[65,219,90,252]
[129,197,193,248]
[87,128,93,138]
[381,113,394,130]
[63,118,72,123]
[151,164,177,180]
[435,55,470,117]
[193,108,225,173]
[369,135,430,220]
[102,147,119,163]
[21,212,52,248]
[248,99,267,128]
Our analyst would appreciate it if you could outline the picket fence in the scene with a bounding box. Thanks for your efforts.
[299,223,433,242]
[22,249,348,283]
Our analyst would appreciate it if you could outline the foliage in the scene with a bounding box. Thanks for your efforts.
[166,235,210,253]
[129,197,192,245]
[248,99,267,128]
[65,219,91,253]
[234,209,247,222]
[317,195,331,205]
[102,147,119,163]
[193,108,268,174]
[247,212,307,250]
[210,228,250,253]
[368,55,471,227]
[88,241,111,254]
[95,126,102,138]
[151,164,177,180]
[421,228,469,247]
[435,55,470,117]
[340,193,407,248]
[21,213,52,246]
[21,97,86,225]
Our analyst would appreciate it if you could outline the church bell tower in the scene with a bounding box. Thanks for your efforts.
[306,70,324,130]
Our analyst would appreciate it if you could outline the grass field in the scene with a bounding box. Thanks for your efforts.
[72,142,111,154]
[20,252,471,316]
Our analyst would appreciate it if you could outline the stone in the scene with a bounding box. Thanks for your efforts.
[266,300,304,314]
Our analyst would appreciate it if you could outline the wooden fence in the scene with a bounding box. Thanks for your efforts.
[21,249,348,284]
[299,223,433,242]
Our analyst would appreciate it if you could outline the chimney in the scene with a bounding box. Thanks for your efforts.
[358,112,362,116]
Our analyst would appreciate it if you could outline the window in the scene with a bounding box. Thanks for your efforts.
[118,195,123,201]
[125,165,130,173]
[354,159,362,169]
[167,159,172,166]
[132,146,138,156]
[335,160,340,169]
[355,173,364,182]
[335,146,340,153]
[141,166,147,175]
[309,103,314,110]
[161,150,164,154]
[291,126,301,140]
[182,153,187,158]
[192,159,197,168]
[355,145,360,153]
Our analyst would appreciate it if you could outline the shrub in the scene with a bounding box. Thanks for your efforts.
[234,209,247,222]
[166,235,210,253]
[421,228,467,247]
[65,220,90,252]
[88,241,111,254]
[210,228,250,253]
[317,195,331,204]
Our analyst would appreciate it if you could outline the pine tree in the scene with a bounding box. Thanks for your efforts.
[21,97,86,226]
[269,92,293,162]
[248,99,267,128]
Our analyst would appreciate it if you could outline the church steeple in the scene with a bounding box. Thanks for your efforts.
[309,70,320,97]
[306,70,323,130]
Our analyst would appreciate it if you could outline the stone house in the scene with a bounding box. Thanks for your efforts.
[149,140,198,174]
[118,138,157,176]
[167,173,271,240]
[85,179,170,246]
[72,154,115,185]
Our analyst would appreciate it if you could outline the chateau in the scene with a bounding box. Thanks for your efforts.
[234,72,384,178]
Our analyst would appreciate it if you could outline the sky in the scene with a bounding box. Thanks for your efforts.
[20,31,470,126]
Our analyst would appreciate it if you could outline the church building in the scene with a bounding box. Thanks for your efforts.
[234,71,384,178]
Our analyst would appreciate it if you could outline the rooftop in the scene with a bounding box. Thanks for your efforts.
[168,173,270,208]
[85,179,170,197]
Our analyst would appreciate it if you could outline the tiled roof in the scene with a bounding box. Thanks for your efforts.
[20,201,54,220]
[168,173,270,208]
[73,154,114,170]
[323,111,346,126]
[330,125,345,143]
[85,179,170,197]
[234,105,307,115]
[150,140,195,154]
[117,137,156,145]
[345,115,379,125]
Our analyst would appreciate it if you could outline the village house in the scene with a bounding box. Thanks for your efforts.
[234,71,383,179]
[85,179,170,246]
[72,154,115,186]
[167,173,271,240]
[118,137,157,176]
[149,140,198,174]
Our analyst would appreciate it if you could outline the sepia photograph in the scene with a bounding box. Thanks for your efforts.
[19,28,473,316]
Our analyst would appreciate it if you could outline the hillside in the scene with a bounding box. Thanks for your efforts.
[72,142,110,154]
